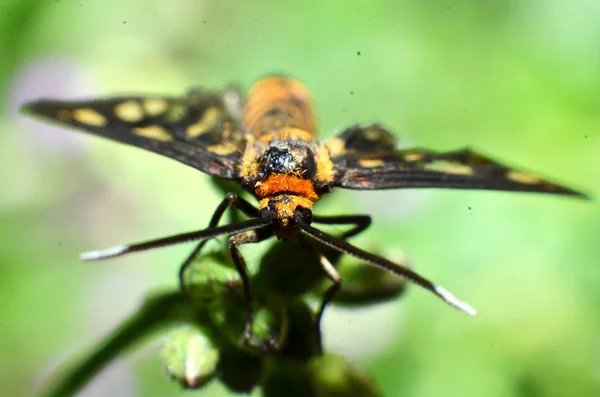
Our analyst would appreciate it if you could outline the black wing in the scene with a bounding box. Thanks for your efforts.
[330,127,587,198]
[327,123,398,157]
[21,88,245,179]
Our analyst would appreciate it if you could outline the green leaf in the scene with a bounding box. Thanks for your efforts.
[40,291,196,397]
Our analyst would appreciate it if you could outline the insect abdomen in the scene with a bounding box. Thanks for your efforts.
[243,76,317,139]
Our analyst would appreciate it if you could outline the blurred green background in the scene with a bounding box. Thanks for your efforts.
[1,0,599,396]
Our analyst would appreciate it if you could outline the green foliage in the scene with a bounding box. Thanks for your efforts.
[37,236,397,395]
[1,1,598,396]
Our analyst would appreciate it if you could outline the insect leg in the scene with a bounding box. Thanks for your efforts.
[80,217,271,261]
[312,249,341,353]
[179,193,258,288]
[229,228,276,351]
[296,218,369,352]
[295,215,477,316]
[312,214,371,239]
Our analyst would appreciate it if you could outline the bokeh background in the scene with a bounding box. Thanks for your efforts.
[1,1,599,396]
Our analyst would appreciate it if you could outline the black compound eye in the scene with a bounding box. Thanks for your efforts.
[259,205,277,220]
[295,207,313,224]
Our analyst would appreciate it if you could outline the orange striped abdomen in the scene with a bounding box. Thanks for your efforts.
[243,77,317,139]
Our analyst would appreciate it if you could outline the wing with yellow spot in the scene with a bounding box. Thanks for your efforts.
[332,146,587,198]
[327,124,398,158]
[21,89,245,179]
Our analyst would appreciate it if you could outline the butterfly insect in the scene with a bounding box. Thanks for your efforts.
[22,76,587,349]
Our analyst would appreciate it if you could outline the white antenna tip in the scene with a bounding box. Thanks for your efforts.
[80,244,128,261]
[434,285,477,316]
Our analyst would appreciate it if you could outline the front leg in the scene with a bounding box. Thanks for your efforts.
[312,214,371,239]
[312,249,341,353]
[229,228,276,351]
[179,192,259,288]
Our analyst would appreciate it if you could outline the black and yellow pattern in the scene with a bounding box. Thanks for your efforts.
[22,78,584,198]
[21,76,588,352]
[332,140,585,196]
[22,89,244,179]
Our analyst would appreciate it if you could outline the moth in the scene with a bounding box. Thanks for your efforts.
[22,76,586,349]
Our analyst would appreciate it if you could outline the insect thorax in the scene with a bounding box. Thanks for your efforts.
[254,140,319,201]
[237,77,336,235]
[238,136,332,236]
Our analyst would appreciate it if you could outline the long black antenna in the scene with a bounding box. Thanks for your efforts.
[80,217,274,261]
[295,215,476,316]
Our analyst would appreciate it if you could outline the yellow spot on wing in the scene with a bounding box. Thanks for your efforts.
[506,170,541,185]
[166,103,187,122]
[404,152,424,162]
[114,100,144,122]
[186,107,222,138]
[72,108,107,126]
[207,142,238,155]
[133,125,172,141]
[425,160,474,175]
[358,159,385,168]
[364,128,383,141]
[326,137,346,157]
[143,99,168,116]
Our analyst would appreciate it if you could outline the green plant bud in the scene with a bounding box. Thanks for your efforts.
[160,325,219,389]
[319,246,410,306]
[182,250,242,308]
[261,353,381,397]
[218,350,263,393]
[215,301,285,352]
[278,299,320,360]
[307,353,382,397]
[261,357,317,397]
[254,238,326,297]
